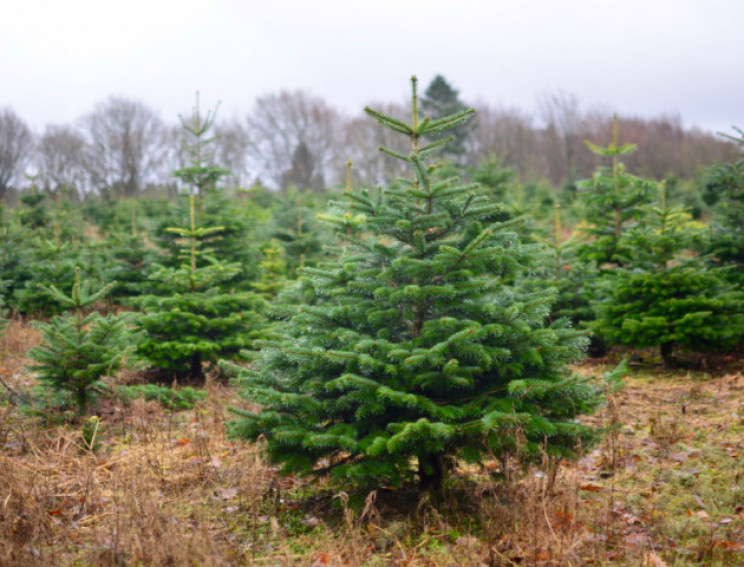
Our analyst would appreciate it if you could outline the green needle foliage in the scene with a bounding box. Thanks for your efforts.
[594,183,744,366]
[27,269,134,415]
[155,95,260,288]
[577,115,656,268]
[703,126,744,286]
[226,77,602,493]
[136,194,265,383]
[135,97,266,383]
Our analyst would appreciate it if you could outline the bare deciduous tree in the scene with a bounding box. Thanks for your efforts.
[0,107,34,199]
[465,103,539,181]
[36,124,88,196]
[245,90,343,191]
[215,118,251,188]
[82,96,166,197]
[537,90,586,186]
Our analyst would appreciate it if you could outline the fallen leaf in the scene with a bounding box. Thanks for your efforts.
[220,488,237,500]
[580,482,604,492]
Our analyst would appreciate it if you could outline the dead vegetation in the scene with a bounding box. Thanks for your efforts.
[0,318,743,566]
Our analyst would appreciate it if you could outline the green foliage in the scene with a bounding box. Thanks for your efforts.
[576,115,656,267]
[117,384,207,411]
[154,99,260,289]
[594,184,744,365]
[13,238,83,316]
[226,77,600,493]
[105,228,158,302]
[26,269,135,414]
[519,204,597,331]
[702,126,744,286]
[251,240,288,299]
[136,193,265,382]
[469,154,514,203]
[263,192,330,276]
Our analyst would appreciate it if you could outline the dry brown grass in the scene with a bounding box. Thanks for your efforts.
[1,319,743,566]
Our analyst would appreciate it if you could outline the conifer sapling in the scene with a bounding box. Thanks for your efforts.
[27,268,134,414]
[226,77,603,493]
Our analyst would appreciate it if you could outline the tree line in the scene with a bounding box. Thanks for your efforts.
[0,76,737,202]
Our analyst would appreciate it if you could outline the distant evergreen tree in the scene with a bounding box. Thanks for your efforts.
[470,154,514,203]
[27,269,134,414]
[106,217,158,303]
[13,236,82,316]
[265,193,328,276]
[576,115,656,268]
[702,126,744,286]
[280,142,324,192]
[0,204,31,311]
[226,77,601,493]
[250,239,288,300]
[521,204,596,327]
[594,183,744,366]
[420,74,473,160]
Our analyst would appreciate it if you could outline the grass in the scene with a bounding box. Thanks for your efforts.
[1,318,743,565]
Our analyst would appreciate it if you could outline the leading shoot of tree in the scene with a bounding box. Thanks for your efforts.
[226,77,603,492]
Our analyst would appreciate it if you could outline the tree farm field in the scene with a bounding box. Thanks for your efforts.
[1,319,743,566]
[1,75,744,567]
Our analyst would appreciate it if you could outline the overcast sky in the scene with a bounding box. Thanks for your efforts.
[2,0,742,135]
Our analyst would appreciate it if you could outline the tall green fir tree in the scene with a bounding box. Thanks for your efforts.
[593,183,744,366]
[226,77,604,493]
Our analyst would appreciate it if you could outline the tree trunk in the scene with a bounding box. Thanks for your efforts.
[188,352,204,384]
[660,341,674,368]
[418,453,444,494]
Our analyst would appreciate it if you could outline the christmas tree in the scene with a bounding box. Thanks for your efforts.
[226,77,601,492]
[27,268,134,414]
[703,127,744,287]
[594,183,744,366]
[154,96,259,289]
[576,115,656,268]
[136,193,265,383]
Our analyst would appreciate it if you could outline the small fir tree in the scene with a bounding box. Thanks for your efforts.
[594,183,744,366]
[27,269,134,414]
[155,95,259,288]
[136,194,265,383]
[265,193,328,276]
[105,208,158,303]
[702,127,744,286]
[521,204,596,327]
[14,235,82,316]
[576,115,656,267]
[250,239,288,300]
[226,77,601,492]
